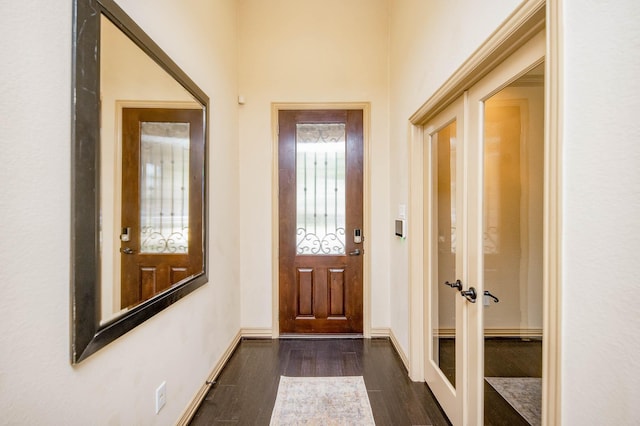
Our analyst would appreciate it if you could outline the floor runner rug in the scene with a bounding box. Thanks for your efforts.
[270,376,375,426]
[485,377,542,425]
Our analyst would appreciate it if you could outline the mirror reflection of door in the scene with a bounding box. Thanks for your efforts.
[278,109,364,334]
[120,108,204,309]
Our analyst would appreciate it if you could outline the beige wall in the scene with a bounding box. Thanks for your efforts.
[237,0,391,331]
[562,0,640,423]
[388,0,522,354]
[0,1,240,424]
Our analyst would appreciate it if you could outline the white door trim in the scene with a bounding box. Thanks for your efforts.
[271,102,372,339]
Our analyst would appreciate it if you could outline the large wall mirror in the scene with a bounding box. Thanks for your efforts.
[71,0,209,363]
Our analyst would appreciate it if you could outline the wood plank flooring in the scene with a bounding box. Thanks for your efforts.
[189,338,451,425]
[189,337,541,425]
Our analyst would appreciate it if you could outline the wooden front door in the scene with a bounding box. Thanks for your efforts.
[278,109,364,334]
[120,108,204,309]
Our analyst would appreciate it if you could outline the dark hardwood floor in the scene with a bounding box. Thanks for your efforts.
[190,338,451,426]
[190,337,541,425]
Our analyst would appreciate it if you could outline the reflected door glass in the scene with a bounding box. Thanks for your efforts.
[482,64,544,425]
[432,120,458,388]
[296,123,346,255]
[140,122,190,254]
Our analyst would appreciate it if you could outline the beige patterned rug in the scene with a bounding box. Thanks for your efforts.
[270,376,375,425]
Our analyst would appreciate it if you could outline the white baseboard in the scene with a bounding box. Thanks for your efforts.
[436,327,543,338]
[240,327,274,338]
[484,328,543,338]
[388,329,409,371]
[176,330,242,426]
[370,327,390,338]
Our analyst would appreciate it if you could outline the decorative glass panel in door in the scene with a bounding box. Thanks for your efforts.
[140,121,190,254]
[296,123,346,255]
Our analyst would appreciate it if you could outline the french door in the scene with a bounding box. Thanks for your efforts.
[424,31,545,425]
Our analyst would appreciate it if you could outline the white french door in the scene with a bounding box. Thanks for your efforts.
[424,30,546,425]
[423,97,467,426]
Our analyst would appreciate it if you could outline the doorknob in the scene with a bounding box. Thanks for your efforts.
[483,290,499,303]
[120,247,135,255]
[461,287,477,303]
[349,248,362,256]
[443,280,463,291]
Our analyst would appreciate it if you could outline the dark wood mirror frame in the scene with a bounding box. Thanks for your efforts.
[71,0,209,364]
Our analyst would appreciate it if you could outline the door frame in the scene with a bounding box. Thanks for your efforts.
[271,102,371,338]
[407,1,563,424]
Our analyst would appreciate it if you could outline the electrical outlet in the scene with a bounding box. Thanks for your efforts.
[155,381,167,414]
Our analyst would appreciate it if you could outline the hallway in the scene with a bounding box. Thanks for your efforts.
[3,0,639,423]
[190,338,450,425]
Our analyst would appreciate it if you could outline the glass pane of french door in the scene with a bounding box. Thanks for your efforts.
[433,120,458,388]
[482,63,544,426]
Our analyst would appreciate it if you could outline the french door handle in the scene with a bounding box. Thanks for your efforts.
[484,290,499,303]
[461,287,477,303]
[120,247,135,255]
[349,249,362,256]
[443,280,463,291]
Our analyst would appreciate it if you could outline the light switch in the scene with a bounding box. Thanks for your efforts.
[398,204,407,220]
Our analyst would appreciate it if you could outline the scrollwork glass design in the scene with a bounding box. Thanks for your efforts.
[140,122,190,254]
[296,123,346,255]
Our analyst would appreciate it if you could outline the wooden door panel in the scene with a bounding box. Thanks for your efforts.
[297,268,314,317]
[328,268,345,317]
[140,267,158,300]
[279,109,363,334]
[171,266,190,283]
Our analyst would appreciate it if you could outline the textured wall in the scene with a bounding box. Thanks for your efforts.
[237,0,391,331]
[562,0,640,423]
[387,0,522,355]
[0,1,241,424]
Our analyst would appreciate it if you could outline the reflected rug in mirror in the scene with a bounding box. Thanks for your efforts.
[270,376,375,425]
[485,377,542,426]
